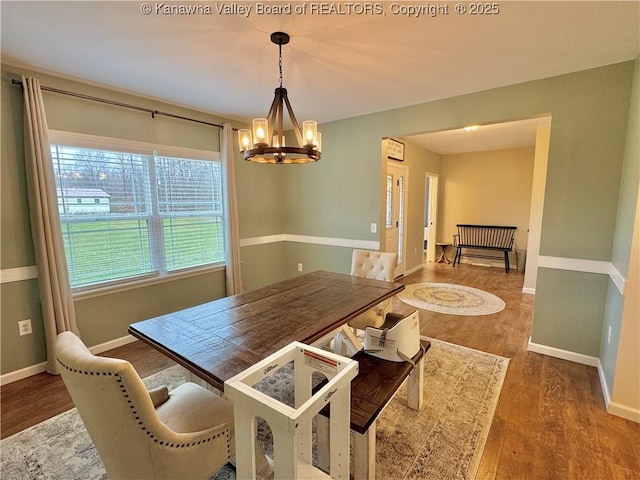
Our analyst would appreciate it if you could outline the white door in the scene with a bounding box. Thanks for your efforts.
[386,163,408,278]
[424,174,439,263]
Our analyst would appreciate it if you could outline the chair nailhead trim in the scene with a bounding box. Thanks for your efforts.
[56,358,231,449]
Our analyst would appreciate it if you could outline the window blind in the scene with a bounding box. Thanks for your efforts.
[50,143,225,288]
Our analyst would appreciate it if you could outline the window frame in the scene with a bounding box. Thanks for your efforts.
[48,130,225,298]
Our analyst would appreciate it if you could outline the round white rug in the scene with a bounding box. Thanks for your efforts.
[398,283,506,316]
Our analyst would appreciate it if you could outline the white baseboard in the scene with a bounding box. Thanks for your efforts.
[87,334,137,355]
[533,340,639,423]
[404,263,424,276]
[522,287,536,295]
[527,338,599,367]
[597,359,640,423]
[0,334,137,386]
[0,361,48,386]
[457,257,523,272]
[608,401,640,423]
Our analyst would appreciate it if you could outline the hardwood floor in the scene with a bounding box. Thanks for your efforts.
[2,262,639,478]
[0,338,175,439]
[399,263,640,480]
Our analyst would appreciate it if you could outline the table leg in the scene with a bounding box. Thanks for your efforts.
[354,422,376,480]
[183,368,223,395]
[407,356,424,411]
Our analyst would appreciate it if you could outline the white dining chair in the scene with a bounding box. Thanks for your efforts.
[332,249,399,356]
[55,331,271,480]
[348,249,398,330]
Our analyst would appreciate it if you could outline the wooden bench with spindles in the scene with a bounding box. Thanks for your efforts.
[452,224,517,272]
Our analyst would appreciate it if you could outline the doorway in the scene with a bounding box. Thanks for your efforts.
[423,173,439,263]
[385,162,409,278]
[398,115,551,290]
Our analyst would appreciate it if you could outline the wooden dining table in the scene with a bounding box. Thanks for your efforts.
[128,270,405,391]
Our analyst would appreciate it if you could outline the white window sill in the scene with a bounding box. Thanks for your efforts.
[72,263,226,301]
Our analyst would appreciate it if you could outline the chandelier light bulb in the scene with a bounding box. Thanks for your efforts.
[302,120,318,147]
[253,118,269,145]
[238,129,252,152]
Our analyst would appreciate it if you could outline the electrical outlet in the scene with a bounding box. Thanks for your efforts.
[607,325,612,344]
[18,319,32,336]
[370,223,377,234]
[297,263,303,272]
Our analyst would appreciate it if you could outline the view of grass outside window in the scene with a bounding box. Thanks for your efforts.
[50,141,225,288]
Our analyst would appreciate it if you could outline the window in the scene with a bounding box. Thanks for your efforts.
[386,174,393,228]
[49,132,224,289]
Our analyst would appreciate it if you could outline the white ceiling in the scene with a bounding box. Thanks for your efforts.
[2,1,639,132]
[403,116,552,155]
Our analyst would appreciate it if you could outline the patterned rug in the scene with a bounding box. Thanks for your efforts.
[398,283,506,316]
[1,339,508,480]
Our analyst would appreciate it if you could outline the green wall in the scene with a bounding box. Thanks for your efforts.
[531,269,609,356]
[287,62,633,263]
[0,64,282,373]
[283,243,354,279]
[1,280,43,368]
[239,243,286,293]
[610,57,640,277]
[601,281,626,392]
[282,119,382,240]
[600,56,640,394]
[279,62,635,358]
[1,59,637,382]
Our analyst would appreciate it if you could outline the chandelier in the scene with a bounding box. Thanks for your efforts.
[238,32,321,164]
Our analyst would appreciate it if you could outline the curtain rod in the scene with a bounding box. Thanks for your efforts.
[11,78,236,130]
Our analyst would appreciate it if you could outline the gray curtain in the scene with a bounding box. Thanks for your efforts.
[221,123,243,295]
[22,76,79,374]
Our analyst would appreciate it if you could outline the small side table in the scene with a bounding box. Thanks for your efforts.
[436,243,451,264]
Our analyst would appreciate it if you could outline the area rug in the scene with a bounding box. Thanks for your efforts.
[398,283,506,316]
[1,339,508,480]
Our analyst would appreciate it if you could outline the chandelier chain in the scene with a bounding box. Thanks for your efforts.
[278,43,283,88]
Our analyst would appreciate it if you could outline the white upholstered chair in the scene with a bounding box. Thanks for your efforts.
[348,249,398,330]
[55,331,237,480]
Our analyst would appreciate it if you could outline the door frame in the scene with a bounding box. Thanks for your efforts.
[385,161,409,278]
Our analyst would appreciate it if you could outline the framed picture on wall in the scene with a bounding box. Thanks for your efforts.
[387,138,405,161]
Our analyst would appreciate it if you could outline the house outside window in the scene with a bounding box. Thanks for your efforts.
[58,188,110,214]
[49,131,225,290]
